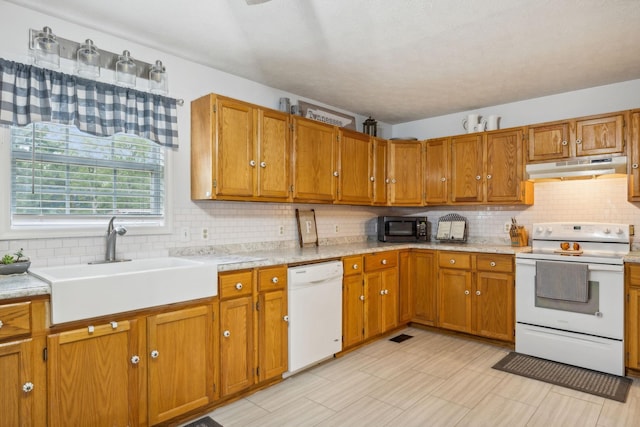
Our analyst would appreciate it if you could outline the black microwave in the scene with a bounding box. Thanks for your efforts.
[378,216,429,242]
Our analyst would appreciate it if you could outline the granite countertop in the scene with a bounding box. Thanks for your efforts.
[624,251,640,264]
[0,241,530,301]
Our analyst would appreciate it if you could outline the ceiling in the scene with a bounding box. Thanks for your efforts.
[10,0,640,124]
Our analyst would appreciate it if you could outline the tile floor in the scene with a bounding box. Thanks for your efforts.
[200,327,640,427]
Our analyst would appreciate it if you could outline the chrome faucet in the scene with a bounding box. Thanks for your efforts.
[105,216,127,262]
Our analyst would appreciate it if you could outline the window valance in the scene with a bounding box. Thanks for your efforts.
[0,58,178,147]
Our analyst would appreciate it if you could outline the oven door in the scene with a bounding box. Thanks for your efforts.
[515,258,623,340]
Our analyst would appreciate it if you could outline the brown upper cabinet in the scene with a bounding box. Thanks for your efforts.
[291,116,338,203]
[527,112,626,162]
[191,94,291,201]
[629,110,640,201]
[371,137,389,205]
[335,128,372,204]
[387,140,424,205]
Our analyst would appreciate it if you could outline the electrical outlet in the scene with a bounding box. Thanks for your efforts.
[504,222,512,233]
[334,224,339,233]
[278,225,284,235]
[180,227,190,242]
[201,228,209,240]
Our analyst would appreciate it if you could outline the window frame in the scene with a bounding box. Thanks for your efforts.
[0,125,173,239]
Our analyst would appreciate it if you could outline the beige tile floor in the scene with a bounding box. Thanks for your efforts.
[201,327,640,427]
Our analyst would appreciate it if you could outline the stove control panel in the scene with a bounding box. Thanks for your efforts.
[531,222,630,243]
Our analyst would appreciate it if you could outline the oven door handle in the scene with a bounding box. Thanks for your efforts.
[587,264,623,272]
[516,259,536,266]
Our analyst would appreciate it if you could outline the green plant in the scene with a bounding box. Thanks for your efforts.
[1,248,27,264]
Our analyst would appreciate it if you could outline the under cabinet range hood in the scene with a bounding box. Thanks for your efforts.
[526,156,628,180]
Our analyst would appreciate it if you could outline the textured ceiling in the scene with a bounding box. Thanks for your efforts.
[10,0,640,124]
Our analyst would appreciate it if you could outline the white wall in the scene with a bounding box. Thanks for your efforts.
[392,79,640,139]
[1,1,640,267]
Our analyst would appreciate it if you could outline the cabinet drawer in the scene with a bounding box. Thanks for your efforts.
[477,254,514,273]
[628,264,640,287]
[258,265,287,292]
[0,301,31,341]
[219,270,253,299]
[364,251,398,272]
[343,255,363,276]
[438,252,473,270]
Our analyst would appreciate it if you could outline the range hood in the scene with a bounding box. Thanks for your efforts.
[526,156,628,180]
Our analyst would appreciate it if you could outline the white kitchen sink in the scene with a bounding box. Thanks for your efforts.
[29,257,218,324]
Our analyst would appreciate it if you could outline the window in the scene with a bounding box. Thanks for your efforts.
[3,122,168,237]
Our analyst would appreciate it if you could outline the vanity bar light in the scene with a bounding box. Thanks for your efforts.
[28,26,180,102]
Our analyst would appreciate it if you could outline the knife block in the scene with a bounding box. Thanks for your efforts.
[510,226,528,247]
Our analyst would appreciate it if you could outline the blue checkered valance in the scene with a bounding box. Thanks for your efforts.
[0,58,178,147]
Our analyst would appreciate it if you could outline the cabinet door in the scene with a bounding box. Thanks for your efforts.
[411,250,437,326]
[258,289,288,382]
[629,111,640,201]
[575,114,624,157]
[364,272,383,339]
[342,274,365,348]
[147,305,215,425]
[292,117,337,202]
[371,138,388,205]
[216,98,255,197]
[398,251,412,324]
[527,122,570,162]
[627,286,640,370]
[48,320,141,427]
[381,268,399,333]
[257,109,291,200]
[388,140,424,206]
[337,129,372,204]
[485,129,524,203]
[424,138,449,204]
[475,271,514,342]
[219,296,254,397]
[0,339,33,427]
[450,134,483,202]
[437,268,473,333]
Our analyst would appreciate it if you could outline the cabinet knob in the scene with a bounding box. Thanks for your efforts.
[385,178,390,184]
[333,171,339,177]
[440,177,446,182]
[150,350,159,359]
[0,320,3,329]
[486,174,492,180]
[370,176,375,182]
[260,161,267,168]
[283,315,289,322]
[130,355,140,365]
[271,276,279,284]
[223,330,231,338]
[381,259,388,265]
[87,325,95,333]
[449,259,456,264]
[384,289,389,295]
[633,163,639,169]
[110,321,118,329]
[352,264,359,270]
[561,140,568,146]
[475,175,481,180]
[490,261,496,267]
[576,138,582,144]
[235,282,243,290]
[22,382,34,393]
[391,178,397,184]
[380,290,385,295]
[359,295,365,301]
[249,160,256,167]
[464,290,470,295]
[476,290,481,296]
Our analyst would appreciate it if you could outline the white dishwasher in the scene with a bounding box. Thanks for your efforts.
[285,260,343,376]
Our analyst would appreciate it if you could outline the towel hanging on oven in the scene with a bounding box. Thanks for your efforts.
[535,261,589,302]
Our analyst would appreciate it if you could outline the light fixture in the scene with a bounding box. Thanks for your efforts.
[149,60,168,94]
[32,26,60,69]
[115,50,137,88]
[76,39,100,77]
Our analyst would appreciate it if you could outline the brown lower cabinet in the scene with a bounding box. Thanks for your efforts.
[625,263,640,370]
[408,249,438,326]
[47,301,217,427]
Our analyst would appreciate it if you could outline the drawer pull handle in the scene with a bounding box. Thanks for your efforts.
[150,350,159,359]
[110,321,118,329]
[352,264,359,270]
[283,315,289,322]
[381,259,388,265]
[235,282,243,290]
[130,355,140,365]
[271,277,279,284]
[0,320,3,329]
[449,259,455,264]
[490,261,496,267]
[88,325,95,333]
[22,382,34,393]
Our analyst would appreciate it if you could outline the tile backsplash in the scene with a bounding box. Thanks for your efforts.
[2,177,639,267]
